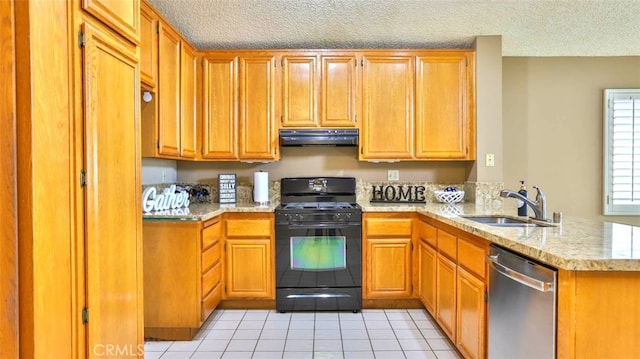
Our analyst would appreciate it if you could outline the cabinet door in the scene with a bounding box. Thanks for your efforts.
[320,54,358,127]
[180,43,197,159]
[224,239,273,298]
[415,52,474,159]
[365,238,413,298]
[238,55,278,160]
[201,55,238,159]
[82,0,139,44]
[456,266,486,359]
[157,22,181,157]
[81,21,142,357]
[139,2,157,88]
[143,222,200,328]
[436,254,457,341]
[417,239,437,316]
[281,54,318,127]
[361,55,414,160]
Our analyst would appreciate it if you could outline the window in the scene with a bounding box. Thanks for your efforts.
[604,89,640,215]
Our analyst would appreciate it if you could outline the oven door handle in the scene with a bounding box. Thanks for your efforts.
[283,222,361,230]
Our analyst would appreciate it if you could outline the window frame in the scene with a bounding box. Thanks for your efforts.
[603,89,640,215]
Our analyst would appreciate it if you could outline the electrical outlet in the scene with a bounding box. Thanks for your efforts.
[161,169,166,182]
[388,170,400,181]
[486,153,495,167]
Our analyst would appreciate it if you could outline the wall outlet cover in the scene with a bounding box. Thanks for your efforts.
[388,170,400,181]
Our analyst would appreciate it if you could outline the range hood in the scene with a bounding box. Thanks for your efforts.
[279,129,359,146]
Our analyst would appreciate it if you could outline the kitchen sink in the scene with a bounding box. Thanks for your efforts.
[461,215,554,227]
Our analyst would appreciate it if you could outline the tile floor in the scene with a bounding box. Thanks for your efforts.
[144,308,462,359]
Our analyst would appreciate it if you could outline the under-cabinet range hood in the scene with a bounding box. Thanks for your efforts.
[279,129,359,146]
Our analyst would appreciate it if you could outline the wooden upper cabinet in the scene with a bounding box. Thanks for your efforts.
[280,52,357,128]
[281,54,318,127]
[157,22,181,157]
[180,43,197,159]
[320,54,358,127]
[415,51,475,160]
[238,55,279,161]
[139,1,158,88]
[82,0,140,44]
[201,54,238,160]
[360,54,415,160]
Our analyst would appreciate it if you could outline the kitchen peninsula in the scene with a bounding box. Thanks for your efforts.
[143,199,640,358]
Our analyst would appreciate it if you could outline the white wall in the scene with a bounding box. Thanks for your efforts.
[472,36,503,183]
[176,146,470,184]
[503,56,640,225]
[141,158,177,185]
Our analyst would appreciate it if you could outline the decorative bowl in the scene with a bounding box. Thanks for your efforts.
[433,190,465,204]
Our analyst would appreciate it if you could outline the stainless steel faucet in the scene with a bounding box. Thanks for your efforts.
[500,186,547,221]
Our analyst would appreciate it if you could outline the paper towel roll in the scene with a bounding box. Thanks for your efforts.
[253,172,269,205]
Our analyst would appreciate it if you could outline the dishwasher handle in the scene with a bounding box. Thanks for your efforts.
[487,254,555,293]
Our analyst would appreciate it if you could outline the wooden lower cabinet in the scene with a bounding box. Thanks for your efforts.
[419,215,487,359]
[456,266,486,359]
[436,254,457,339]
[223,213,275,299]
[363,213,414,299]
[557,270,640,358]
[143,217,222,340]
[416,238,437,314]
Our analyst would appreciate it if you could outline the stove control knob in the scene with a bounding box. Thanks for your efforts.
[333,213,342,221]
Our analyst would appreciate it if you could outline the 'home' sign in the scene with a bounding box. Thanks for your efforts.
[371,185,426,203]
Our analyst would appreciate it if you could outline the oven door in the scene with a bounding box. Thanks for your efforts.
[275,222,362,289]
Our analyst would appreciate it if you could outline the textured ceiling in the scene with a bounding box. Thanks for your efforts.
[148,0,640,56]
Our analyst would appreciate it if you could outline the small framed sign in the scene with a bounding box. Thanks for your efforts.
[218,173,237,204]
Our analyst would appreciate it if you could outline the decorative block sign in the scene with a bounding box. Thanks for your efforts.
[370,184,426,203]
[142,185,190,213]
[218,173,237,204]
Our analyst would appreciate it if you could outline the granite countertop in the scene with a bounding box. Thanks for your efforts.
[361,201,640,272]
[142,202,279,222]
[143,200,640,272]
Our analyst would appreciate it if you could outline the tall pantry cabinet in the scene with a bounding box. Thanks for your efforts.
[14,0,143,357]
[1,0,18,357]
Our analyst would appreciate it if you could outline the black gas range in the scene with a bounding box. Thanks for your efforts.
[275,177,362,312]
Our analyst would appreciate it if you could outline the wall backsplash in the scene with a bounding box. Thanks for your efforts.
[143,179,504,207]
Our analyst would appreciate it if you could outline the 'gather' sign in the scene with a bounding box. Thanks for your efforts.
[142,185,190,213]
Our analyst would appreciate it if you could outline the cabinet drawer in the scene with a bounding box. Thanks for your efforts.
[438,229,457,260]
[202,261,221,297]
[366,218,412,236]
[418,220,437,247]
[202,240,221,272]
[457,237,487,280]
[226,219,271,238]
[202,282,222,322]
[202,218,221,249]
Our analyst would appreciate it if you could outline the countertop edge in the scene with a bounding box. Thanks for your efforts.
[143,201,640,272]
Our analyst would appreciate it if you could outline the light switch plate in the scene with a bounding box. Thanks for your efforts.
[388,170,400,181]
[486,153,495,167]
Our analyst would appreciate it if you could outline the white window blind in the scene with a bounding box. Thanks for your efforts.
[604,89,640,215]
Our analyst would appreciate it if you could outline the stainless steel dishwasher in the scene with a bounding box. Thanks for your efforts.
[487,244,557,359]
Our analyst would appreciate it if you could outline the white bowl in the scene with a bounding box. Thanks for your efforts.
[434,190,465,204]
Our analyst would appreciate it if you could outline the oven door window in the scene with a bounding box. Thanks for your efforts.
[290,236,346,271]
